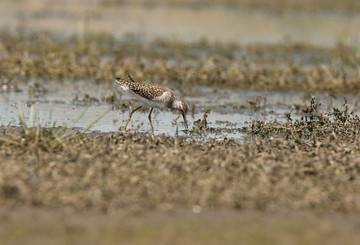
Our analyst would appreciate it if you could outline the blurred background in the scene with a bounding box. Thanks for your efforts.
[1,0,360,46]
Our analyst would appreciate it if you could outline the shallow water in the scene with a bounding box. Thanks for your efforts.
[1,0,360,46]
[1,79,358,141]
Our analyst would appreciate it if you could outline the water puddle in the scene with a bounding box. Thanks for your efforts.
[1,79,359,141]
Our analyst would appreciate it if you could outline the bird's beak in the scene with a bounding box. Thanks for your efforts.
[182,112,188,130]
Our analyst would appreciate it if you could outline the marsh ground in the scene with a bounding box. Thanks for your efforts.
[1,0,360,244]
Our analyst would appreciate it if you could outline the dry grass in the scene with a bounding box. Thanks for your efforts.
[1,131,360,213]
[1,30,360,93]
[0,99,360,214]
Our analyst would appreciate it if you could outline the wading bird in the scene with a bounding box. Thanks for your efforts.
[115,74,189,138]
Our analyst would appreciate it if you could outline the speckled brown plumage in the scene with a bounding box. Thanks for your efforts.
[115,75,173,101]
[114,74,189,131]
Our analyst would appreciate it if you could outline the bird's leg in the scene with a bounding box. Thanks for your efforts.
[148,108,155,139]
[123,106,142,130]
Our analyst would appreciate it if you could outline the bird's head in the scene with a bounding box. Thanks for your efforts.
[172,100,189,130]
[178,101,189,130]
[179,101,189,115]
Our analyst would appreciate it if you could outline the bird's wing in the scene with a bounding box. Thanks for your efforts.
[133,84,172,101]
[115,76,174,101]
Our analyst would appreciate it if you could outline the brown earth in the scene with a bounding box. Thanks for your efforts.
[1,208,360,245]
[1,124,360,213]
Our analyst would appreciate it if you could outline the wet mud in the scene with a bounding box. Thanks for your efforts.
[1,97,360,214]
[1,1,360,243]
[1,29,360,215]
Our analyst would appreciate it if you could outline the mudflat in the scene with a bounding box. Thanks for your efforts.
[1,1,360,244]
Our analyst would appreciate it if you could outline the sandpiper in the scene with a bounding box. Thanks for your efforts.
[115,74,189,137]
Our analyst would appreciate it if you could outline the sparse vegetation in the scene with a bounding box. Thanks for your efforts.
[1,98,360,215]
[0,101,109,151]
[2,1,360,243]
[1,30,360,93]
[250,97,360,142]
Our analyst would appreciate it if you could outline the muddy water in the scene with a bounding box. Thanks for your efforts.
[1,1,360,139]
[1,0,360,46]
[1,79,358,141]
